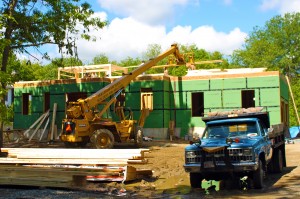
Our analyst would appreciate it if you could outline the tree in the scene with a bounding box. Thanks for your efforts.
[231,12,300,76]
[142,44,165,74]
[93,54,110,65]
[0,0,107,147]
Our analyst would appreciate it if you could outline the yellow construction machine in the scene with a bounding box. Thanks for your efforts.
[60,44,186,148]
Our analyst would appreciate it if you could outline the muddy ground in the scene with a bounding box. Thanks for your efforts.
[1,139,300,198]
[124,139,300,198]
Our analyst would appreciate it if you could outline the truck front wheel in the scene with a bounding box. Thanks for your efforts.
[190,173,204,188]
[91,129,114,149]
[253,160,264,189]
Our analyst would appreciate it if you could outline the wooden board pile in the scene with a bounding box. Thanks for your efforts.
[0,148,151,189]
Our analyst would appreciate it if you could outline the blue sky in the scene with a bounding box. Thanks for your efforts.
[40,0,300,64]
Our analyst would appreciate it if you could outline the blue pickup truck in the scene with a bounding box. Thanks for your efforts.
[184,108,286,189]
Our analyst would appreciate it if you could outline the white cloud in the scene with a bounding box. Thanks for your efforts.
[260,0,300,14]
[76,13,247,63]
[97,0,192,25]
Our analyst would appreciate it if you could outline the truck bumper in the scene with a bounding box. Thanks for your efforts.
[184,162,258,173]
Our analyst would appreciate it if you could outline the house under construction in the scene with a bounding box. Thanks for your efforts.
[13,65,289,140]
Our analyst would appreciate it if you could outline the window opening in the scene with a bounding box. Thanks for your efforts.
[242,90,255,108]
[191,92,204,117]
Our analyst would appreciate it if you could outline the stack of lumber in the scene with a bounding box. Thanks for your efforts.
[0,148,151,189]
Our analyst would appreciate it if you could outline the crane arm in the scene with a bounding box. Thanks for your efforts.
[68,44,185,120]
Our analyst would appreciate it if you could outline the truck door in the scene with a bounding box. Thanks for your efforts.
[258,121,272,161]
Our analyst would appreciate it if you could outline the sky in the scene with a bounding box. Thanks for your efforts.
[42,0,300,64]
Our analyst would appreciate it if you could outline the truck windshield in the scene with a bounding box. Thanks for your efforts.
[203,121,258,138]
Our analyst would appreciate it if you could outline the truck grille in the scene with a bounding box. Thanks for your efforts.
[186,148,253,164]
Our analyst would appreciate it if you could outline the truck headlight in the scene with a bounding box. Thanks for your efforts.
[186,151,197,158]
[243,149,252,156]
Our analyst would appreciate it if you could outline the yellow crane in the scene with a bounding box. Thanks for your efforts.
[60,44,185,148]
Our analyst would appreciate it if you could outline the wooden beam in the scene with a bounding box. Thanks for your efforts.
[50,103,57,141]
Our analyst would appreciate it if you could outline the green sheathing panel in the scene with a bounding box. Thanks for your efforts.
[210,78,246,90]
[222,90,242,108]
[125,92,140,109]
[280,76,289,102]
[171,79,209,91]
[80,82,108,94]
[14,86,50,129]
[260,88,280,106]
[254,90,260,107]
[143,111,163,128]
[189,117,205,131]
[223,78,246,89]
[266,107,281,125]
[210,79,223,90]
[129,80,163,92]
[126,79,170,129]
[204,91,222,108]
[176,110,192,137]
[153,91,165,109]
[248,76,279,88]
[174,92,187,109]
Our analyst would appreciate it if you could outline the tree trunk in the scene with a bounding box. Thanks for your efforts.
[0,0,18,148]
[0,122,3,148]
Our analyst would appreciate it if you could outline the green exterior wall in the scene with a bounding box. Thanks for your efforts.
[13,71,289,140]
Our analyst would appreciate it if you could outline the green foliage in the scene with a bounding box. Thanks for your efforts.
[93,54,110,64]
[51,57,83,68]
[0,0,107,72]
[289,77,300,126]
[168,65,187,76]
[118,56,142,75]
[142,44,165,74]
[231,13,300,76]
[0,104,13,125]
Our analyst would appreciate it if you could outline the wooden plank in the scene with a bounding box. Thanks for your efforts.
[23,111,48,138]
[39,117,50,141]
[0,158,145,165]
[5,151,145,159]
[1,148,150,154]
[29,110,50,141]
[0,177,73,188]
[1,148,150,161]
[124,165,137,181]
[50,103,57,141]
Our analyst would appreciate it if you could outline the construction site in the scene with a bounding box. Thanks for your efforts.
[1,44,300,198]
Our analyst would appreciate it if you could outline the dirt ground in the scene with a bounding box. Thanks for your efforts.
[125,139,300,198]
[2,139,300,198]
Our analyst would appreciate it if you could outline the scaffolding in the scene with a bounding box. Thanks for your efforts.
[57,64,128,79]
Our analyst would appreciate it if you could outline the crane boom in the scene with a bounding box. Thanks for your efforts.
[66,44,185,121]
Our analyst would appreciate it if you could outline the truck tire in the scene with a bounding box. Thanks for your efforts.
[273,149,283,173]
[253,160,264,189]
[134,126,143,148]
[190,173,204,188]
[91,129,114,149]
